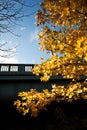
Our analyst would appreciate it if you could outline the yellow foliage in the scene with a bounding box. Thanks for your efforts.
[14,80,87,117]
[14,0,87,117]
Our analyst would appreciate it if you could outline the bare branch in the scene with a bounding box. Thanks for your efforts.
[0,0,38,61]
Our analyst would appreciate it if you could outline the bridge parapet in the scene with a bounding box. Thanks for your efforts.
[0,64,37,80]
[0,63,86,81]
[0,63,34,74]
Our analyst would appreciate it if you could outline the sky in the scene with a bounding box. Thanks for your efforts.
[0,0,50,64]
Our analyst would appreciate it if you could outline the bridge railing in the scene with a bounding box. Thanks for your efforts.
[0,63,34,75]
[0,63,86,81]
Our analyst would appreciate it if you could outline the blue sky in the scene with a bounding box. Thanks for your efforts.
[0,0,50,64]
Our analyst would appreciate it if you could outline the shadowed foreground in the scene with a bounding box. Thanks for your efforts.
[0,99,87,130]
[0,64,87,130]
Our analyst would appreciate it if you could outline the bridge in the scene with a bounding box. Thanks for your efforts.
[0,63,87,130]
[0,63,71,102]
